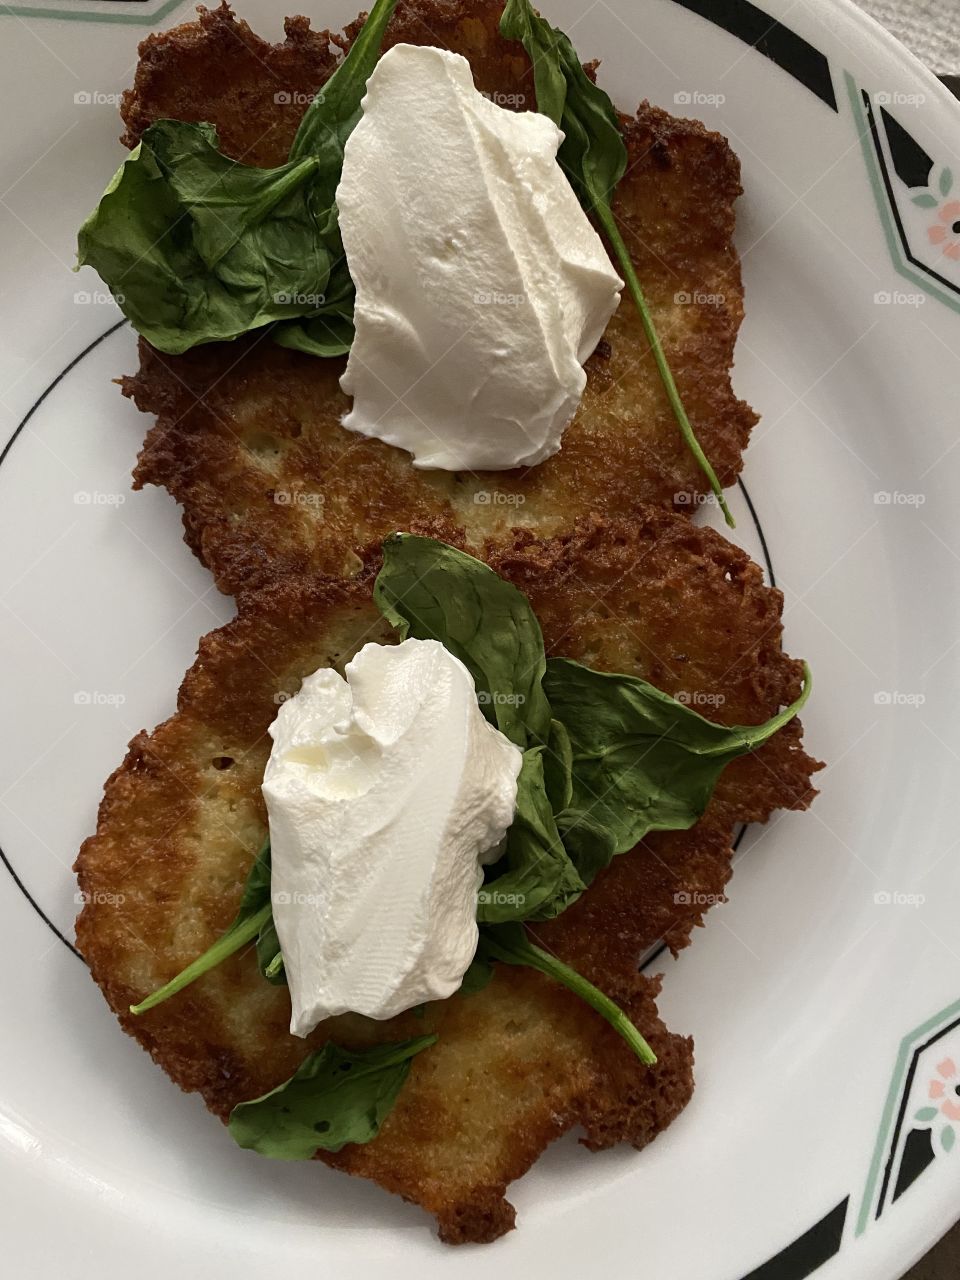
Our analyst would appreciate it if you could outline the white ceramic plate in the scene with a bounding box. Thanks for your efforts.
[2,0,959,1275]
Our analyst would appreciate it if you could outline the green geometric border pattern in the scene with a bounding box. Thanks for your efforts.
[846,69,960,317]
[856,993,960,1236]
[0,0,185,24]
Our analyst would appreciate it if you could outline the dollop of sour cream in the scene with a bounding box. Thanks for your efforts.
[262,638,522,1036]
[335,43,623,471]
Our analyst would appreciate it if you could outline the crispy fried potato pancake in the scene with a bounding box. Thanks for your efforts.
[118,0,757,595]
[75,515,820,1241]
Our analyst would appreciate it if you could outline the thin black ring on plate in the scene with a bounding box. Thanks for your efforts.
[0,318,127,962]
[0,322,779,964]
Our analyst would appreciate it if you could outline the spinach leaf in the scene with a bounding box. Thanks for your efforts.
[544,657,812,884]
[541,715,574,813]
[478,746,584,922]
[77,0,399,357]
[374,535,582,922]
[273,0,402,353]
[477,923,655,1064]
[229,1035,437,1158]
[77,123,328,354]
[500,0,734,526]
[275,313,355,358]
[287,0,398,172]
[459,956,494,997]
[373,533,552,748]
[130,839,279,1014]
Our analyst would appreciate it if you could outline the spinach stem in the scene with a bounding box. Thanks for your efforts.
[129,903,272,1016]
[596,203,735,528]
[483,928,657,1065]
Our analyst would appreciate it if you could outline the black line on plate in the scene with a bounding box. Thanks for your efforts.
[738,478,776,588]
[639,941,668,973]
[880,106,934,190]
[0,319,128,469]
[639,824,748,974]
[876,1011,960,1220]
[667,0,837,111]
[0,845,83,959]
[893,1127,936,1202]
[0,318,128,960]
[738,1198,849,1279]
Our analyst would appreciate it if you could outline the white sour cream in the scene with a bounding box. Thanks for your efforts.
[335,43,623,471]
[262,638,522,1036]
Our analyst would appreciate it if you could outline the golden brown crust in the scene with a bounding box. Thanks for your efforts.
[118,0,756,596]
[75,515,820,1241]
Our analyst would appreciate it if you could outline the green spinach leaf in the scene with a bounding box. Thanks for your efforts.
[77,0,399,357]
[274,312,355,358]
[77,122,329,353]
[287,0,398,172]
[500,0,734,526]
[478,746,584,922]
[273,0,401,353]
[228,1035,437,1158]
[459,956,494,997]
[373,533,552,748]
[545,657,812,884]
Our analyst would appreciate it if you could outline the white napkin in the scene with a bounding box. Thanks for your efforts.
[855,0,959,75]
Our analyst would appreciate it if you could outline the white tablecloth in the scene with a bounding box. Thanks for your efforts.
[856,0,959,75]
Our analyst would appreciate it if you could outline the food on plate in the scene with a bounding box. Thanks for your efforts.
[263,635,524,1032]
[336,43,624,471]
[75,518,820,1242]
[98,0,754,594]
[71,0,821,1245]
